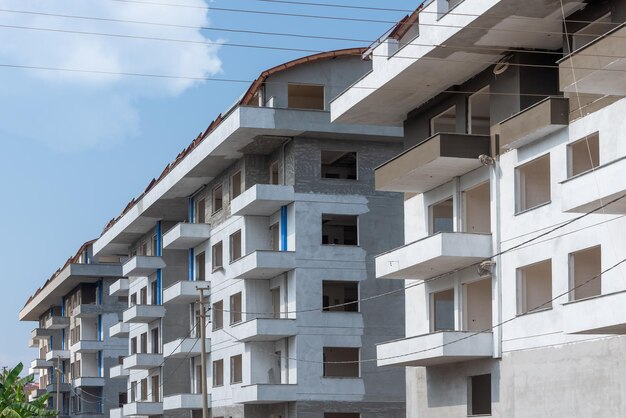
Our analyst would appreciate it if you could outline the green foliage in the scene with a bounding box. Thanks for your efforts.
[0,363,57,417]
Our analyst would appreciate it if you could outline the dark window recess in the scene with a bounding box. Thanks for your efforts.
[469,374,491,416]
[323,281,359,312]
[321,151,357,180]
[323,347,359,378]
[322,214,358,246]
[288,83,324,110]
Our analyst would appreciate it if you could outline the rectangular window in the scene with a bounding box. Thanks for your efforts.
[150,281,158,305]
[230,354,243,384]
[151,235,158,257]
[430,105,457,135]
[151,375,159,402]
[151,328,159,354]
[140,241,147,257]
[518,260,552,314]
[288,83,324,110]
[212,359,224,387]
[140,287,147,305]
[468,86,491,135]
[140,333,147,353]
[130,381,136,402]
[323,347,359,378]
[570,246,601,301]
[212,185,223,214]
[230,230,242,262]
[569,132,599,178]
[194,365,202,394]
[130,337,137,355]
[130,293,137,307]
[463,278,492,332]
[272,287,281,319]
[322,214,358,246]
[463,183,491,234]
[321,151,357,180]
[323,281,359,312]
[140,378,148,401]
[195,252,206,281]
[212,301,223,330]
[212,241,223,271]
[432,288,455,331]
[231,171,242,199]
[270,223,280,251]
[195,197,206,223]
[468,374,491,416]
[230,292,242,325]
[270,161,280,185]
[516,154,551,212]
[430,197,454,234]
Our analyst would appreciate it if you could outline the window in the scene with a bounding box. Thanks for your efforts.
[140,241,147,256]
[230,355,243,384]
[130,381,137,402]
[516,154,551,212]
[212,360,224,387]
[151,375,160,402]
[231,171,242,199]
[468,374,491,416]
[140,333,147,353]
[194,365,202,393]
[270,223,280,251]
[140,287,147,305]
[568,133,599,178]
[430,197,454,234]
[430,105,457,135]
[431,289,455,332]
[230,293,242,325]
[130,293,137,307]
[151,234,158,257]
[463,183,491,234]
[517,260,552,314]
[196,252,206,281]
[463,278,492,332]
[212,241,223,271]
[288,83,324,110]
[212,185,223,214]
[321,151,357,180]
[195,197,206,223]
[140,378,148,401]
[468,87,491,135]
[272,287,281,319]
[151,328,159,354]
[323,347,359,378]
[323,281,358,312]
[269,161,280,185]
[570,246,601,301]
[322,214,358,246]
[212,300,223,330]
[230,230,242,262]
[151,281,158,305]
[130,337,137,355]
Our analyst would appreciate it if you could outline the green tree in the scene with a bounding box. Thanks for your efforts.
[0,363,57,417]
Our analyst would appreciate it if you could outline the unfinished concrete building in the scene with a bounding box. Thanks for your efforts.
[91,49,407,418]
[20,241,127,417]
[332,0,626,416]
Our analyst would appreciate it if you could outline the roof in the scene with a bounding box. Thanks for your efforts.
[388,5,422,41]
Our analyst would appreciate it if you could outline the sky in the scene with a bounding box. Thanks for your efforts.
[0,0,415,370]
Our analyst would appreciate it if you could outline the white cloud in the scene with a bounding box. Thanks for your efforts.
[0,0,223,150]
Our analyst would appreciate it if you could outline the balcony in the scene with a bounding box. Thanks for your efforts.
[123,402,163,416]
[123,353,163,370]
[70,340,103,354]
[230,184,295,216]
[110,364,128,379]
[377,331,493,367]
[28,338,37,348]
[45,350,70,361]
[162,222,211,250]
[163,280,209,305]
[163,394,206,411]
[376,233,492,280]
[30,358,52,369]
[109,279,129,297]
[110,321,129,338]
[497,97,569,151]
[44,316,69,330]
[121,256,165,277]
[563,290,626,334]
[72,304,103,318]
[163,338,206,358]
[46,382,71,393]
[123,305,166,323]
[73,377,105,387]
[109,408,123,418]
[375,133,490,193]
[31,328,53,340]
[559,24,626,95]
[561,156,626,214]
[230,251,296,280]
[230,319,297,342]
[234,384,298,404]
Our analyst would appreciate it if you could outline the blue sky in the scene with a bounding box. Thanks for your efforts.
[0,0,413,369]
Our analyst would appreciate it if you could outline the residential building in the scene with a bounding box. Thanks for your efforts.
[332,0,626,416]
[20,241,127,417]
[93,49,407,418]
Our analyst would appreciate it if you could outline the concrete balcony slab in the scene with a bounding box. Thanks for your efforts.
[72,304,103,318]
[377,331,493,367]
[31,358,52,369]
[122,256,165,277]
[109,407,124,418]
[28,338,37,348]
[123,402,163,416]
[70,340,103,354]
[163,280,209,305]
[561,156,626,214]
[230,184,294,216]
[229,251,296,280]
[563,290,626,334]
[44,316,69,330]
[230,319,297,342]
[233,384,298,404]
[123,304,166,323]
[163,338,207,358]
[110,279,129,297]
[110,364,129,379]
[31,328,53,340]
[110,321,130,338]
[375,133,490,193]
[163,222,211,250]
[73,377,105,387]
[46,383,71,393]
[163,394,207,411]
[376,233,492,280]
[45,350,70,361]
[123,353,163,370]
